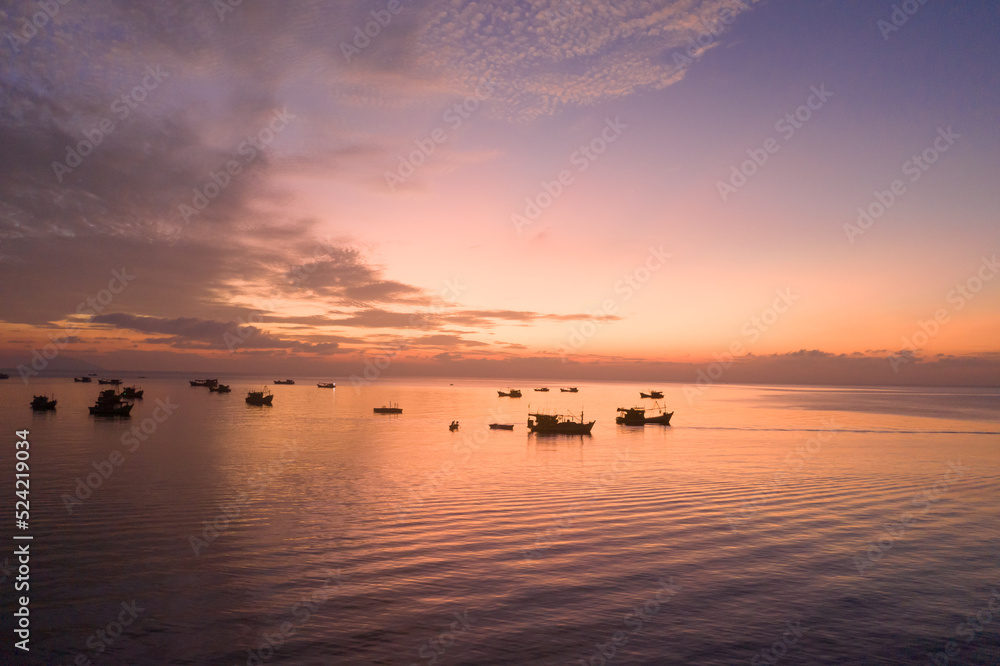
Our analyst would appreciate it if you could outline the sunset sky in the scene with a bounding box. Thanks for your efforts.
[1,0,998,385]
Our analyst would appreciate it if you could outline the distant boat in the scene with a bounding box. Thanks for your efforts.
[121,386,144,399]
[616,405,673,426]
[498,389,522,397]
[190,379,218,387]
[489,423,515,430]
[273,379,295,385]
[89,389,133,416]
[449,421,460,431]
[30,395,57,410]
[88,373,98,376]
[560,387,578,393]
[374,402,402,414]
[640,390,664,399]
[527,410,594,434]
[317,382,336,388]
[246,387,273,406]
[533,387,549,392]
[0,372,9,379]
[98,378,122,385]
[74,376,92,383]
[209,384,231,393]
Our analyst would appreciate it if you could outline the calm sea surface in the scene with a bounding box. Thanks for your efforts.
[1,377,998,665]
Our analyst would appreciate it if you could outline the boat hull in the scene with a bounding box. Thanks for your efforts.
[374,408,402,414]
[246,396,273,405]
[489,424,515,430]
[528,422,595,435]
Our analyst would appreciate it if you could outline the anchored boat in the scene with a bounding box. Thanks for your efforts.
[89,389,133,416]
[245,387,274,405]
[498,389,522,397]
[374,402,402,414]
[639,390,664,399]
[616,405,673,426]
[30,395,57,410]
[527,410,594,435]
[190,379,219,387]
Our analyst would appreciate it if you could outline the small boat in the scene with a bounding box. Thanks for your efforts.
[74,376,92,383]
[98,378,122,385]
[640,390,664,399]
[30,395,57,410]
[560,387,578,393]
[449,421,460,431]
[616,405,673,426]
[489,423,515,430]
[317,382,336,388]
[246,387,273,406]
[121,386,144,399]
[89,389,133,416]
[527,410,594,434]
[209,384,231,393]
[498,389,522,397]
[533,387,549,392]
[0,372,9,379]
[273,379,295,385]
[374,402,402,414]
[190,379,219,387]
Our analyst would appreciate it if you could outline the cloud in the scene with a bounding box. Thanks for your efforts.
[90,312,342,354]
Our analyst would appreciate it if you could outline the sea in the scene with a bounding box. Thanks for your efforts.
[1,376,998,665]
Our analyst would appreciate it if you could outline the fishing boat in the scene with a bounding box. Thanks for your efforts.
[89,389,133,416]
[273,379,295,385]
[449,421,460,431]
[190,379,219,387]
[498,389,522,397]
[640,390,664,399]
[209,384,231,393]
[245,387,273,406]
[98,378,122,385]
[30,395,57,410]
[527,410,594,434]
[317,382,336,388]
[560,387,579,393]
[615,405,673,426]
[489,423,515,430]
[121,386,144,399]
[374,402,402,414]
[0,372,9,379]
[74,376,92,383]
[533,387,549,392]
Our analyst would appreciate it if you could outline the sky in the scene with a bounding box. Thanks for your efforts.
[1,0,998,386]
